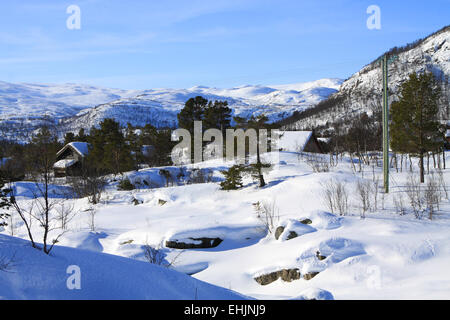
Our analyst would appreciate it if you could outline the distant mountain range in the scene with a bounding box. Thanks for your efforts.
[0,78,342,141]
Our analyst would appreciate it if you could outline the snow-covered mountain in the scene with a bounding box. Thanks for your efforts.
[61,79,342,133]
[0,81,140,141]
[0,79,342,141]
[282,26,450,133]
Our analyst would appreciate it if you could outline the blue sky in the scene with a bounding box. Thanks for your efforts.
[0,0,448,89]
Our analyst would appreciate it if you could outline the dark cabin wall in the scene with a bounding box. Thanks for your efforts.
[303,136,323,153]
[56,147,82,162]
[54,146,84,177]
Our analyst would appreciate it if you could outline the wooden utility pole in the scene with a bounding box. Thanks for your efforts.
[382,55,389,193]
[380,54,398,193]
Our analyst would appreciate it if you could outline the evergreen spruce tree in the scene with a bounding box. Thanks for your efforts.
[390,72,442,183]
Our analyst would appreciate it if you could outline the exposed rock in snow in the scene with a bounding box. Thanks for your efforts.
[254,268,301,286]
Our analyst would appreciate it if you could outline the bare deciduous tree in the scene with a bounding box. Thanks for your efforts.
[321,179,349,216]
[393,194,406,215]
[356,180,373,219]
[406,174,426,219]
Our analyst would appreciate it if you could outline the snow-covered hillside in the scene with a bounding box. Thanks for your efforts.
[284,26,450,132]
[2,151,450,299]
[0,79,342,141]
[0,81,140,141]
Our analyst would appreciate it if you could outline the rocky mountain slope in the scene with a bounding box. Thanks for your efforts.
[281,26,450,134]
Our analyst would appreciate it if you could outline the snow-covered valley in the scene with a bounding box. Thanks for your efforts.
[2,151,450,300]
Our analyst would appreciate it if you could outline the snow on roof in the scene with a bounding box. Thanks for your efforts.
[68,142,90,156]
[57,141,90,158]
[53,159,77,169]
[277,131,313,152]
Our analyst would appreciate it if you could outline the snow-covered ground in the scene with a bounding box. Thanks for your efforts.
[1,151,450,300]
[0,234,247,300]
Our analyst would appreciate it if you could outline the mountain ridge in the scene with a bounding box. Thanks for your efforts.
[0,78,343,141]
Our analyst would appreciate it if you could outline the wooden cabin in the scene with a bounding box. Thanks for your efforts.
[53,142,90,177]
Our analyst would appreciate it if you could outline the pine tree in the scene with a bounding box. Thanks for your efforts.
[204,100,232,131]
[234,114,272,187]
[390,72,442,183]
[125,123,140,169]
[87,119,134,174]
[75,128,89,142]
[177,96,208,132]
[63,132,76,145]
[220,165,244,190]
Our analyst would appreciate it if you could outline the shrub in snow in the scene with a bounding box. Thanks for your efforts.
[118,178,135,191]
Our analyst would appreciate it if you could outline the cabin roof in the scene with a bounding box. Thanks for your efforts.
[53,159,77,169]
[56,142,90,158]
[277,131,314,152]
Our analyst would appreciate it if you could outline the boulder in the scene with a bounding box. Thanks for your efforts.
[303,272,320,280]
[158,199,167,206]
[254,268,301,286]
[165,237,223,249]
[316,251,326,261]
[286,231,298,240]
[299,218,312,225]
[275,220,316,241]
[274,226,285,240]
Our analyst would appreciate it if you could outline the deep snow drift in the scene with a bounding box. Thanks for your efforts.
[0,234,246,300]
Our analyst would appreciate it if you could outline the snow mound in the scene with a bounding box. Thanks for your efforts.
[290,288,334,300]
[318,238,366,264]
[305,211,343,230]
[0,234,248,300]
[277,219,317,241]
